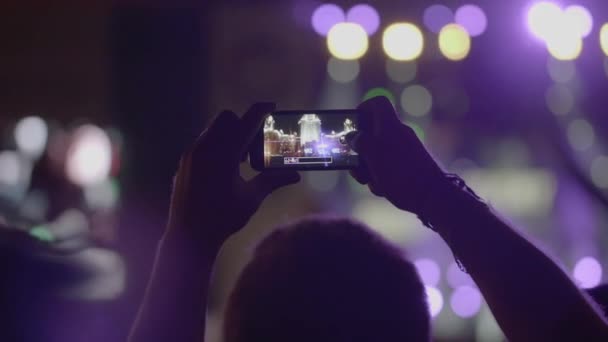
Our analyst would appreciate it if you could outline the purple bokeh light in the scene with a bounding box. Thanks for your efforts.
[414,258,441,286]
[455,4,488,37]
[311,3,345,36]
[423,4,454,34]
[446,262,475,288]
[346,4,380,35]
[450,286,482,318]
[573,257,603,289]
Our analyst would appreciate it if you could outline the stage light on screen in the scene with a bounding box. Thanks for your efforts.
[601,24,608,57]
[346,4,380,35]
[14,116,48,159]
[425,286,444,318]
[527,2,562,41]
[567,119,594,151]
[385,60,417,83]
[363,87,396,106]
[327,22,369,60]
[450,285,482,318]
[66,125,112,187]
[573,257,602,289]
[327,57,360,83]
[446,262,474,288]
[545,84,574,115]
[591,155,608,189]
[312,3,345,36]
[438,24,471,61]
[401,85,433,116]
[414,258,441,286]
[454,4,488,37]
[564,5,593,38]
[382,23,424,61]
[423,4,454,34]
[546,57,576,83]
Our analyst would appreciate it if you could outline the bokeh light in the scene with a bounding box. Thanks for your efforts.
[414,258,441,286]
[50,208,90,240]
[382,23,424,61]
[454,4,488,37]
[601,24,608,56]
[573,257,603,288]
[363,87,396,105]
[346,4,380,35]
[425,286,444,317]
[30,225,55,242]
[385,60,417,83]
[527,2,562,41]
[423,4,454,34]
[66,125,113,187]
[401,85,433,116]
[327,22,369,60]
[84,178,120,210]
[327,57,360,83]
[312,3,345,36]
[546,57,576,83]
[545,28,583,61]
[564,5,593,38]
[450,285,482,318]
[14,116,48,158]
[590,155,608,189]
[545,84,574,115]
[566,119,594,151]
[446,262,475,288]
[438,24,471,61]
[0,151,22,186]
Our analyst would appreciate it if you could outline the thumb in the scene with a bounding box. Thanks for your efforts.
[248,170,301,202]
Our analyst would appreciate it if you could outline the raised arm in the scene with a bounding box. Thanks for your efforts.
[128,103,300,342]
[350,96,608,342]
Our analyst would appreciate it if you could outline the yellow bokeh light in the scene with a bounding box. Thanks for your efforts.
[438,24,471,61]
[601,24,608,57]
[326,22,369,60]
[545,28,583,61]
[382,23,424,61]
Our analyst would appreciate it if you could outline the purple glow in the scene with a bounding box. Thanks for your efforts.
[573,257,603,289]
[450,286,482,318]
[527,2,562,41]
[414,258,441,286]
[446,262,475,288]
[423,4,454,34]
[311,4,345,36]
[564,5,593,38]
[346,4,380,35]
[455,4,487,36]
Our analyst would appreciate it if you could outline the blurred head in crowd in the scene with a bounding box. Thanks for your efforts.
[224,216,430,342]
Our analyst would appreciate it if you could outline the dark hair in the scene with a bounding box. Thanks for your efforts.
[224,216,430,342]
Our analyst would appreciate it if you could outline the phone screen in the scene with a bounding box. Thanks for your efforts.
[261,110,359,170]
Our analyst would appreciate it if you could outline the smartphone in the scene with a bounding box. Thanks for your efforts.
[249,109,359,171]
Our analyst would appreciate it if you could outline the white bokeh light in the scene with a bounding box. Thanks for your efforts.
[327,22,369,60]
[527,2,563,41]
[425,286,444,318]
[564,5,593,38]
[0,151,22,186]
[66,125,113,187]
[14,116,48,158]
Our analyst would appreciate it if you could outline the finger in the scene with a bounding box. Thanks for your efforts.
[247,170,300,203]
[349,166,371,185]
[192,110,240,170]
[239,102,276,156]
[357,96,401,137]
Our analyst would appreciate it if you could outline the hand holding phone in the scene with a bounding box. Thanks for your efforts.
[249,109,360,171]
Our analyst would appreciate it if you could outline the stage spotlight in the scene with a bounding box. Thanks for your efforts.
[327,22,369,60]
[346,4,380,35]
[414,258,441,287]
[14,116,48,159]
[425,286,444,318]
[573,257,602,289]
[450,286,482,318]
[564,5,593,38]
[423,4,454,34]
[312,3,345,36]
[66,125,112,187]
[438,24,471,61]
[455,4,488,37]
[382,23,424,61]
[601,24,608,57]
[527,2,562,41]
[545,27,582,61]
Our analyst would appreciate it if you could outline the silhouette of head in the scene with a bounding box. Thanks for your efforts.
[224,216,430,342]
